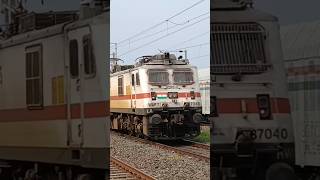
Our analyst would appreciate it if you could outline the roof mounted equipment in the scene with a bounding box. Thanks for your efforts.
[211,0,253,10]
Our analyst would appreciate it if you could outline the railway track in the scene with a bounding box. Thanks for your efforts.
[110,156,156,180]
[160,139,210,161]
[111,131,210,163]
[183,139,210,150]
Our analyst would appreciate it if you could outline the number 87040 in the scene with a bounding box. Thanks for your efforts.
[251,128,288,140]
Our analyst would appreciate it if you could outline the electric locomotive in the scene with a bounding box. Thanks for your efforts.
[211,0,294,179]
[110,53,202,140]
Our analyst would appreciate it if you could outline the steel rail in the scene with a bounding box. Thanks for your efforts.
[110,156,156,180]
[182,139,210,150]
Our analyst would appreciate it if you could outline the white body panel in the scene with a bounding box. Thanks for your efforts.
[110,64,202,111]
[282,21,320,167]
[199,68,210,115]
[0,12,109,168]
[211,10,293,145]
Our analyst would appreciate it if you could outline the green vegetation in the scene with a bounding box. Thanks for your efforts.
[193,130,210,144]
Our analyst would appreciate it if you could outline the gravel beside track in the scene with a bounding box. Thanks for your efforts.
[111,133,210,180]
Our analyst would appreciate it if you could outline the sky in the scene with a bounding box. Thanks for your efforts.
[110,0,210,69]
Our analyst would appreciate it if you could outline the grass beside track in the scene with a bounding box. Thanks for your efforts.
[192,130,210,144]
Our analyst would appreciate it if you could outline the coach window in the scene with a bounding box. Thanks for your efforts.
[26,45,43,108]
[69,39,79,78]
[83,35,96,77]
[136,73,140,86]
[131,74,135,86]
[118,76,124,96]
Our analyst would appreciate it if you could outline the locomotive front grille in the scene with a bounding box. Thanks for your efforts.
[211,23,271,74]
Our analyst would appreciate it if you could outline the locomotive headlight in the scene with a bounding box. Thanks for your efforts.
[150,114,162,124]
[192,113,202,124]
[151,92,157,101]
[168,92,178,99]
[257,94,272,120]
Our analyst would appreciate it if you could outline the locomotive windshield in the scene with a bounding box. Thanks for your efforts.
[148,69,169,85]
[173,69,194,85]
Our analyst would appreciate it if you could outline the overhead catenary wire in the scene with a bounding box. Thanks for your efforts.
[168,31,209,49]
[116,12,209,48]
[173,43,209,51]
[189,54,210,60]
[117,0,205,45]
[118,16,209,57]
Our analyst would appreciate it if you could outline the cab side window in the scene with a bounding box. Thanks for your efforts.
[69,40,79,78]
[83,35,96,77]
[26,45,43,109]
[131,74,135,86]
[136,72,140,86]
[118,76,124,96]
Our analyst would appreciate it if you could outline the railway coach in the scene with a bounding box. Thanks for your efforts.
[0,1,109,179]
[281,21,320,179]
[198,68,210,123]
[110,53,202,140]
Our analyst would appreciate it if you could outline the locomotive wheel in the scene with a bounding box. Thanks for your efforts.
[76,174,92,180]
[128,129,134,136]
[11,167,25,180]
[265,162,297,180]
[45,168,66,180]
[139,133,144,138]
[128,123,135,136]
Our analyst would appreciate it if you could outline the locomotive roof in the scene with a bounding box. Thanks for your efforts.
[281,21,320,62]
[110,62,197,76]
[211,0,253,10]
[211,9,278,22]
[0,23,66,49]
[0,11,108,49]
[111,53,194,75]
